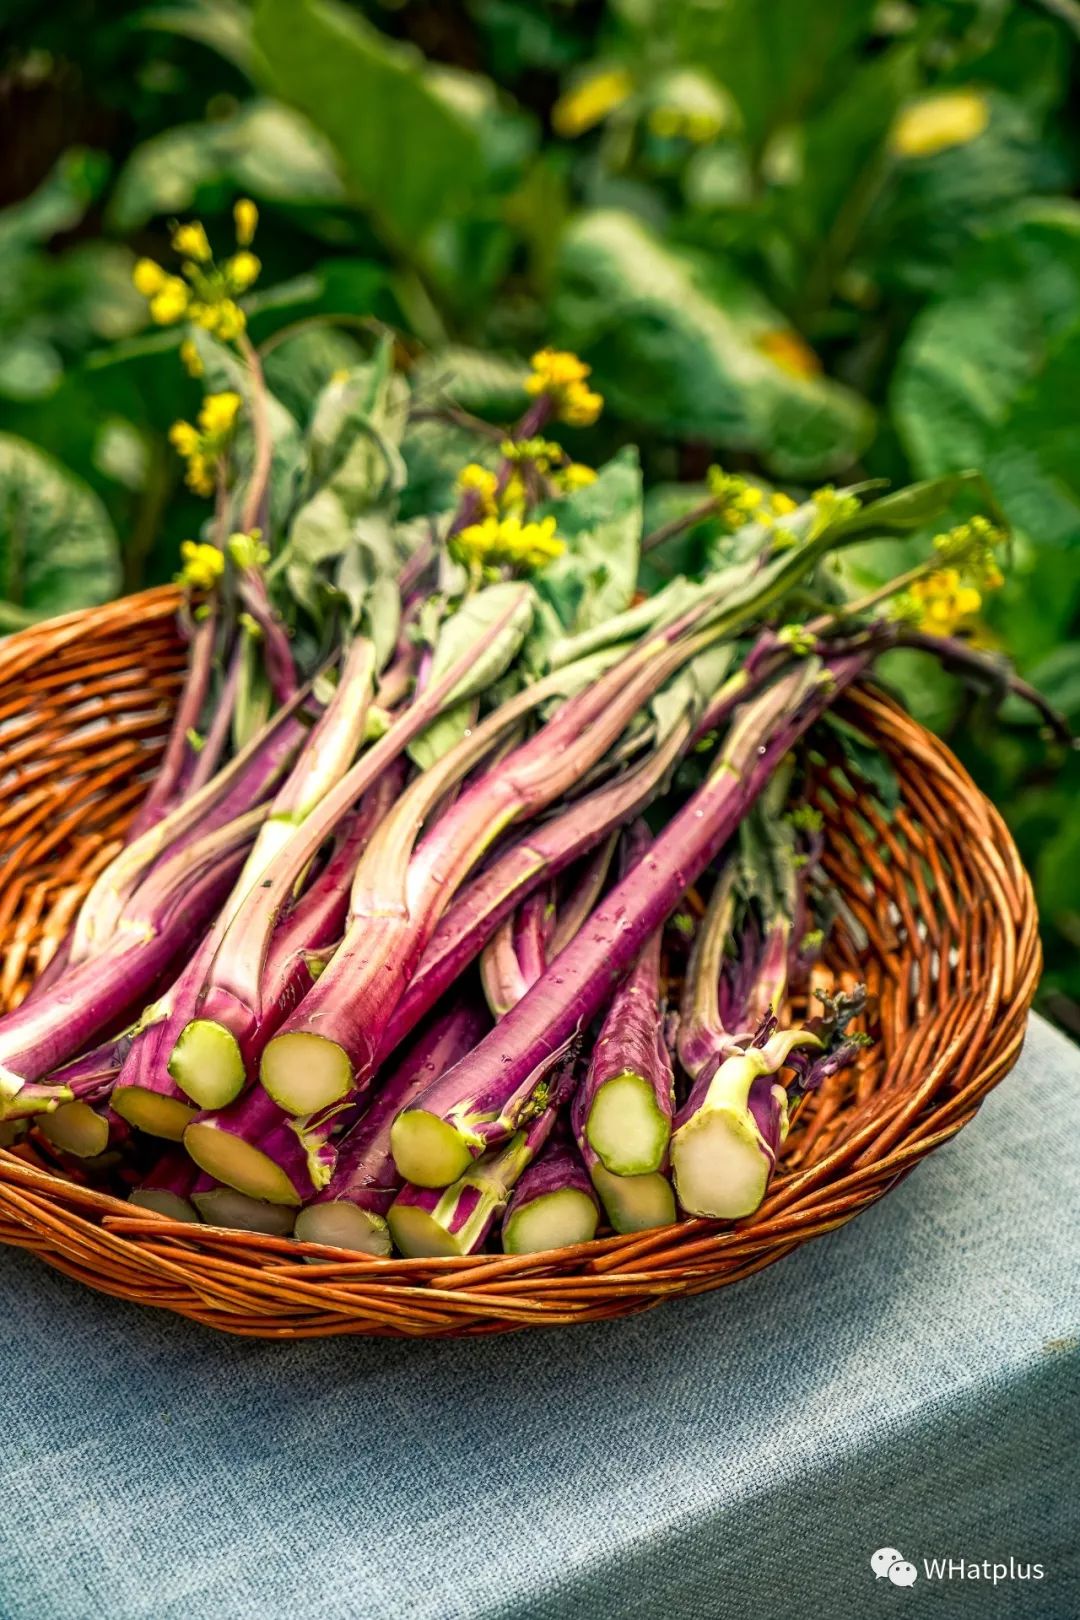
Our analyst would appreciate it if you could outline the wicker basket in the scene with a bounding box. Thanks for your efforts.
[0,590,1040,1339]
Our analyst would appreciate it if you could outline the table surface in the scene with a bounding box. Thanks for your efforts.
[1,1013,1078,1620]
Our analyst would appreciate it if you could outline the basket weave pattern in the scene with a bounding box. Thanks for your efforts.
[0,591,1040,1338]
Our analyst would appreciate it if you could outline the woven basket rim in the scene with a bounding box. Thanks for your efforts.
[0,588,1040,1338]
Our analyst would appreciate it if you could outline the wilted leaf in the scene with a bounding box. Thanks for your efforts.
[0,435,121,627]
[554,211,873,477]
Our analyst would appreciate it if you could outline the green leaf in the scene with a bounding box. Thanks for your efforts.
[0,434,121,627]
[892,201,1080,546]
[821,712,901,817]
[142,0,267,79]
[554,211,873,478]
[411,346,529,419]
[107,100,345,232]
[252,0,490,257]
[669,0,877,149]
[263,328,368,426]
[407,582,536,767]
[535,445,643,634]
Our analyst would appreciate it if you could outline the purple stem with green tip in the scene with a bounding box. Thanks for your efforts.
[390,653,867,1189]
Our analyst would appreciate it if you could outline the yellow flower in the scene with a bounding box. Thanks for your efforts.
[178,541,225,592]
[771,491,797,515]
[909,569,983,635]
[132,258,167,297]
[234,198,259,246]
[890,90,989,159]
[225,252,261,293]
[179,339,204,379]
[931,514,1006,587]
[148,276,191,326]
[559,463,597,490]
[552,68,633,139]
[168,420,201,459]
[227,530,270,570]
[454,513,564,574]
[198,391,243,438]
[456,463,500,516]
[526,348,603,427]
[171,221,212,262]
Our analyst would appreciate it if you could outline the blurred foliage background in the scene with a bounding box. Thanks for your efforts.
[1,0,1079,1025]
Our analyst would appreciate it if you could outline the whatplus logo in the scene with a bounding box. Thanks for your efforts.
[871,1549,918,1587]
[872,1547,1046,1589]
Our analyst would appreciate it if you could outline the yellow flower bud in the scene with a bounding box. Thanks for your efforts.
[179,339,204,379]
[226,252,261,293]
[552,68,633,139]
[198,391,243,439]
[168,420,201,458]
[178,540,225,591]
[132,258,167,297]
[234,198,259,246]
[171,222,212,263]
[148,277,191,326]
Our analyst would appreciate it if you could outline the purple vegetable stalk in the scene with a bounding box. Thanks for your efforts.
[293,1003,491,1252]
[127,606,219,842]
[183,1083,338,1208]
[387,1056,575,1259]
[390,654,866,1191]
[376,712,689,1062]
[194,587,539,1035]
[677,864,741,1079]
[501,1125,599,1255]
[262,624,719,1117]
[571,824,675,1180]
[129,1152,201,1223]
[0,807,265,1115]
[69,685,313,965]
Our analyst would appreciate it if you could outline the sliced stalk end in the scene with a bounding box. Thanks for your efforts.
[112,1086,198,1141]
[386,1201,465,1259]
[192,1187,297,1236]
[586,1071,670,1177]
[129,1188,199,1224]
[294,1202,392,1257]
[169,1020,247,1109]
[260,1032,354,1117]
[670,1106,770,1219]
[183,1121,303,1207]
[503,1188,599,1255]
[390,1110,474,1189]
[37,1102,109,1159]
[591,1163,676,1234]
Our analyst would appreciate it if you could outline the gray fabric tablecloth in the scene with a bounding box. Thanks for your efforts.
[1,1012,1077,1620]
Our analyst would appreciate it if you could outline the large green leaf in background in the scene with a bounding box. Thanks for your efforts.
[252,0,491,259]
[666,0,878,149]
[0,435,121,628]
[554,211,873,477]
[108,100,346,232]
[892,201,1080,548]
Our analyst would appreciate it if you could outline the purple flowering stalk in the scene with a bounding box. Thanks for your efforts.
[191,1178,297,1235]
[571,823,675,1184]
[168,765,405,1112]
[389,655,863,1190]
[0,807,265,1116]
[183,1084,337,1207]
[670,992,868,1220]
[387,1056,576,1259]
[129,1153,201,1223]
[501,1126,599,1254]
[376,715,689,1060]
[293,1004,491,1250]
[38,1101,131,1160]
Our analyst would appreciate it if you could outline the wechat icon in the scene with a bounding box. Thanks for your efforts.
[871,1548,918,1587]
